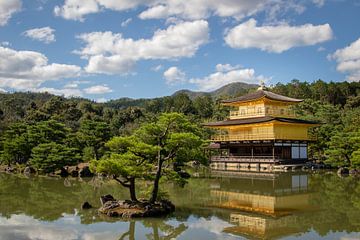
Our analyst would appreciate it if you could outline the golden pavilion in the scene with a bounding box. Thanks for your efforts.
[205,86,319,170]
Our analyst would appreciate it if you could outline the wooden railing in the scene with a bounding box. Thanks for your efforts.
[211,133,316,141]
[211,155,279,163]
[211,133,275,141]
[229,107,296,120]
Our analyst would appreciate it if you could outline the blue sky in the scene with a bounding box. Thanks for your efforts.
[0,0,359,101]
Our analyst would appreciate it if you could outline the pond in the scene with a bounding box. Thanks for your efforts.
[0,171,359,240]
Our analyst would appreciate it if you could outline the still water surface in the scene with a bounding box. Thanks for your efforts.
[0,171,359,240]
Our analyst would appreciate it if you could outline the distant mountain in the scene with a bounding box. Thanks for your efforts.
[172,82,258,100]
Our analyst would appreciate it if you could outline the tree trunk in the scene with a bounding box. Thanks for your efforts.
[129,177,137,202]
[150,157,163,203]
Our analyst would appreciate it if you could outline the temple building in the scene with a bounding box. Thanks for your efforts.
[205,86,319,170]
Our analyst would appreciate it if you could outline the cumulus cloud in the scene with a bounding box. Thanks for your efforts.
[84,85,113,94]
[23,27,56,44]
[64,80,90,88]
[215,63,242,72]
[0,0,21,26]
[54,0,152,21]
[76,20,209,74]
[0,46,81,90]
[54,0,100,21]
[33,87,83,97]
[329,38,360,82]
[189,64,269,91]
[163,66,186,85]
[224,18,333,53]
[54,0,319,22]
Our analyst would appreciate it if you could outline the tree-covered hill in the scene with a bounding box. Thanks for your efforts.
[0,79,360,169]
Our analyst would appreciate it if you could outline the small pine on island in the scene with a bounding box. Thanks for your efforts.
[205,84,320,172]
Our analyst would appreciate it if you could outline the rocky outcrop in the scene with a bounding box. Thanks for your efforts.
[337,167,349,176]
[79,166,94,178]
[349,169,359,176]
[98,195,175,218]
[55,167,69,177]
[23,166,36,175]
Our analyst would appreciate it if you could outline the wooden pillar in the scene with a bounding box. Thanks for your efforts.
[272,145,275,160]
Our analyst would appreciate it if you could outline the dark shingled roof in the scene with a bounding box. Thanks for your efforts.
[221,90,303,104]
[204,116,319,127]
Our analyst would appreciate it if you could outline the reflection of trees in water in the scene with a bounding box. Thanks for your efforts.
[118,220,187,240]
[308,173,360,235]
[0,174,127,222]
[1,172,360,238]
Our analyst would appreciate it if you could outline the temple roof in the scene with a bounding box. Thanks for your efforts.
[204,116,319,127]
[221,90,303,104]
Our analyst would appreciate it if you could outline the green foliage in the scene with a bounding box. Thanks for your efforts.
[1,79,360,170]
[77,120,111,160]
[91,112,206,202]
[29,143,81,173]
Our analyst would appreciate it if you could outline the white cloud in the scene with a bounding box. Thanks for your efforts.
[0,46,81,90]
[0,0,21,26]
[84,85,113,94]
[54,0,319,22]
[76,20,209,74]
[313,0,325,7]
[95,97,107,103]
[23,27,56,44]
[54,0,153,21]
[54,0,100,21]
[329,38,360,82]
[163,66,186,85]
[215,63,242,72]
[151,64,163,72]
[121,18,132,27]
[138,0,268,20]
[0,41,10,46]
[0,87,7,93]
[224,18,333,53]
[190,64,269,91]
[317,46,326,52]
[33,87,83,97]
[64,80,90,88]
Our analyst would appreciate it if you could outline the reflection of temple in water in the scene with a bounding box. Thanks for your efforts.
[209,172,314,239]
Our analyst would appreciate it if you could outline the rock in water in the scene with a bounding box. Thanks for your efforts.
[98,196,175,218]
[100,194,115,205]
[55,167,69,177]
[337,167,349,175]
[79,166,94,178]
[23,166,36,175]
[81,202,93,209]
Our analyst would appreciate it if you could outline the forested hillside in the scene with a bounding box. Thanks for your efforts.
[0,79,359,170]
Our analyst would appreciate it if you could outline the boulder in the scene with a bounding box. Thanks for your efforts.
[178,170,191,179]
[337,167,349,175]
[23,166,36,175]
[55,168,69,177]
[100,194,116,205]
[70,169,79,177]
[81,201,93,209]
[79,166,94,178]
[349,169,359,176]
[98,196,175,218]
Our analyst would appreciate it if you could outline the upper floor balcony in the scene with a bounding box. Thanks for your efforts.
[229,107,296,120]
[211,132,316,142]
